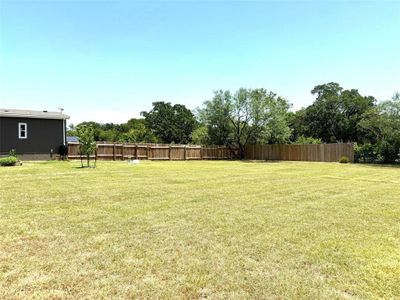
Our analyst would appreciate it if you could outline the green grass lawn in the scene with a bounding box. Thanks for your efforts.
[0,160,399,299]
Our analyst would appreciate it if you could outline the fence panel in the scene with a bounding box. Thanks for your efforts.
[122,144,136,159]
[67,143,80,158]
[135,145,148,159]
[96,144,114,160]
[186,146,202,160]
[170,145,185,160]
[244,143,354,162]
[68,142,234,161]
[149,144,170,160]
[201,147,218,159]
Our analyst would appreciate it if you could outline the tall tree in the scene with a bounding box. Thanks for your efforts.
[302,82,375,143]
[200,88,291,158]
[141,102,196,144]
[120,119,158,143]
[287,109,308,142]
[358,93,400,163]
[190,125,209,145]
[197,90,233,145]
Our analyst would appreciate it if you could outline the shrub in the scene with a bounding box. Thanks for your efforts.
[0,156,17,166]
[354,143,379,163]
[378,139,400,164]
[9,149,17,157]
[339,156,349,164]
[355,142,400,164]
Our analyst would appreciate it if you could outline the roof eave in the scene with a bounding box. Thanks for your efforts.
[0,114,70,120]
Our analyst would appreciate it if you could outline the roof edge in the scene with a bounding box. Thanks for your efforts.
[0,108,70,120]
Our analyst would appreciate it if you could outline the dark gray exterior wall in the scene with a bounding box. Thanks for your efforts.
[0,117,65,155]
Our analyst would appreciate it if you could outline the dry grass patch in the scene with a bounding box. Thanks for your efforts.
[1,160,399,299]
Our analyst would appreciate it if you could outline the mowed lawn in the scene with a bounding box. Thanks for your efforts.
[0,161,399,299]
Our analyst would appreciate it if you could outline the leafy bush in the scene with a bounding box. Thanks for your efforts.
[294,135,322,144]
[354,143,379,163]
[378,139,400,164]
[0,156,17,166]
[9,149,17,157]
[339,156,349,163]
[355,142,399,164]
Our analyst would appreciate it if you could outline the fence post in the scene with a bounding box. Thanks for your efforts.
[113,143,116,161]
[121,144,124,161]
[200,146,203,160]
[147,145,149,160]
[184,146,187,160]
[169,145,172,160]
[349,143,355,163]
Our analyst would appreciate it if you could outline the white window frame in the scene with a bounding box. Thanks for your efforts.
[18,122,28,139]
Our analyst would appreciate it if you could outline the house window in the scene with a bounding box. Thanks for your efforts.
[18,123,28,139]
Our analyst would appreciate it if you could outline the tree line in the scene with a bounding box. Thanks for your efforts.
[68,82,400,163]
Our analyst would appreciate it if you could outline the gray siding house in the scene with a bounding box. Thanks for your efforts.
[0,109,70,159]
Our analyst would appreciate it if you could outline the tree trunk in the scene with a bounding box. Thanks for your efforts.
[238,143,245,159]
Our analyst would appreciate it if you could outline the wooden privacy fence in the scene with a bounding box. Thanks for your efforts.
[67,142,236,161]
[68,142,354,162]
[245,143,354,162]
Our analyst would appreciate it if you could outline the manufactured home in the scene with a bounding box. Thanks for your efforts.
[0,108,70,160]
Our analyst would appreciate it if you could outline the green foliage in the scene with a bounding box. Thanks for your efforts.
[358,93,400,163]
[294,135,322,144]
[354,143,379,163]
[190,125,209,145]
[76,124,97,167]
[141,102,196,144]
[199,88,291,157]
[69,118,157,143]
[297,82,375,143]
[64,86,399,164]
[378,140,400,163]
[264,94,292,144]
[8,149,17,157]
[66,124,78,137]
[287,83,399,164]
[119,119,158,143]
[339,156,349,163]
[197,91,232,145]
[0,156,17,166]
[287,109,308,141]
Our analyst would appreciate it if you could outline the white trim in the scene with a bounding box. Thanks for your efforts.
[1,108,70,120]
[18,122,28,139]
[63,119,66,145]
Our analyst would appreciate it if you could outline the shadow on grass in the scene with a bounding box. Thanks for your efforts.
[240,160,400,168]
[353,162,400,169]
[240,160,284,164]
[73,166,97,169]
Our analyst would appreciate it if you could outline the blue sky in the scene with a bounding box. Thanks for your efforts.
[0,0,399,124]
